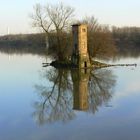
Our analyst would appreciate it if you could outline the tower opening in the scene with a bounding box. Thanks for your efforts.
[84,61,87,68]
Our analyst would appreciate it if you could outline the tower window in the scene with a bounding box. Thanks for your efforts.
[75,44,78,49]
[84,61,87,67]
[82,28,86,32]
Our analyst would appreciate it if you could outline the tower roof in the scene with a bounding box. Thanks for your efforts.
[72,24,87,27]
[72,24,81,26]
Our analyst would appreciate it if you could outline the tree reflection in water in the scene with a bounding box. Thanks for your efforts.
[88,69,116,113]
[33,67,116,125]
[33,67,74,125]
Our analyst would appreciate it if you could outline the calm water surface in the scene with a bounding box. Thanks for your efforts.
[0,52,140,140]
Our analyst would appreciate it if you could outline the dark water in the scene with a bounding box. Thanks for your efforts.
[0,52,140,140]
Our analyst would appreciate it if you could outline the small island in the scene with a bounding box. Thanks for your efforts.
[43,24,109,69]
[43,24,136,69]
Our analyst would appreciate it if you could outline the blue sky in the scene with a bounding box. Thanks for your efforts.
[0,0,140,35]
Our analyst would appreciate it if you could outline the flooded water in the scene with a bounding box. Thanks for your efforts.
[0,52,140,140]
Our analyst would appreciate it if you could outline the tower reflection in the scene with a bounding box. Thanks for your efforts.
[72,69,90,111]
[33,67,116,125]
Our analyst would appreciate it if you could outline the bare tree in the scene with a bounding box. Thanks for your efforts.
[30,4,52,34]
[30,3,75,60]
[80,16,118,60]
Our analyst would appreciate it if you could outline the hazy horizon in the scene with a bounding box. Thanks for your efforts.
[0,0,140,35]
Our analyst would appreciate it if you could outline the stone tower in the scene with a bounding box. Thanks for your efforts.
[72,24,91,68]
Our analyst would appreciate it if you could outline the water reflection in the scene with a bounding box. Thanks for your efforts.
[33,68,74,125]
[72,69,90,111]
[33,67,116,125]
[72,69,116,113]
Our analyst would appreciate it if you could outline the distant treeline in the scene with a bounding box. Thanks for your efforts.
[0,26,140,57]
[0,33,46,55]
[112,26,140,57]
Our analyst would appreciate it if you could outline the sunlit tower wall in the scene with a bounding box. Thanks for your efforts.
[72,24,91,68]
